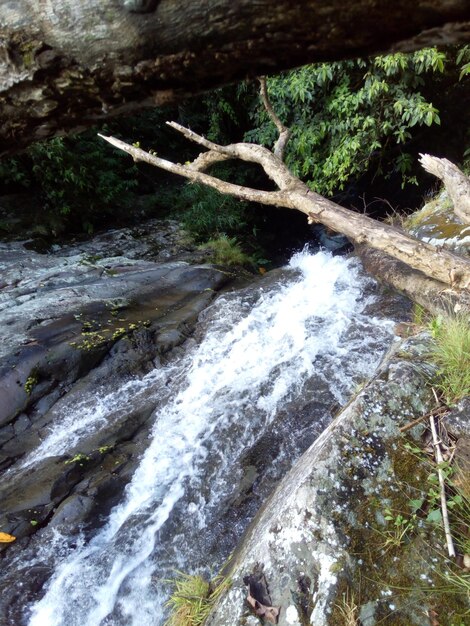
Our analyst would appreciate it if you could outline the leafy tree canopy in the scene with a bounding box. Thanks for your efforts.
[0,46,468,242]
[245,48,468,196]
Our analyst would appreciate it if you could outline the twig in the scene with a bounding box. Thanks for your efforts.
[399,406,447,433]
[258,76,291,161]
[429,412,456,558]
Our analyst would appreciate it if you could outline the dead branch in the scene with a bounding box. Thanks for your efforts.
[99,129,470,291]
[429,411,456,558]
[399,406,447,433]
[98,133,288,207]
[419,154,470,224]
[189,151,231,172]
[258,76,291,161]
[166,121,299,190]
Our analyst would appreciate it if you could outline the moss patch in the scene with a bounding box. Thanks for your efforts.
[328,440,469,625]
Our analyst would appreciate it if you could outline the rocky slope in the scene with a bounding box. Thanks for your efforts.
[206,333,469,626]
[0,220,236,535]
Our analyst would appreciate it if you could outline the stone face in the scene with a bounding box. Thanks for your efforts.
[407,190,470,257]
[0,219,238,545]
[206,334,441,626]
[453,437,470,499]
[444,396,470,439]
[0,220,232,430]
[1,1,470,154]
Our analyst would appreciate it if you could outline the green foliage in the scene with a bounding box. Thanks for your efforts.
[246,48,451,195]
[164,572,230,626]
[179,184,248,240]
[0,157,31,187]
[24,372,38,395]
[0,128,139,235]
[430,314,470,403]
[457,45,470,80]
[412,303,427,326]
[380,507,418,550]
[174,161,252,241]
[29,131,138,231]
[198,235,253,267]
[401,441,470,607]
[64,453,90,465]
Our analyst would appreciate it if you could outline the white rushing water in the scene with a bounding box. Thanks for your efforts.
[27,250,396,626]
[20,366,172,470]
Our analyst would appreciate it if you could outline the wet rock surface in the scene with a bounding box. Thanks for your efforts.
[206,334,469,626]
[0,231,414,625]
[407,190,470,256]
[0,220,237,544]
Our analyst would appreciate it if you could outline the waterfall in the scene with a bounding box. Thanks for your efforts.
[25,250,396,626]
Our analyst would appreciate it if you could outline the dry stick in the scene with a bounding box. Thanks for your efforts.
[399,406,447,433]
[258,76,291,161]
[429,412,456,557]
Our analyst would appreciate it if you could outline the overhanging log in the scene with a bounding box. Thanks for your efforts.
[99,129,470,291]
[1,0,470,154]
[357,246,470,316]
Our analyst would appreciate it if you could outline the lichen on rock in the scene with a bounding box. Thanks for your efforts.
[206,333,469,625]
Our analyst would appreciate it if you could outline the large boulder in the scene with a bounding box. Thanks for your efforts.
[206,333,467,625]
[1,1,469,154]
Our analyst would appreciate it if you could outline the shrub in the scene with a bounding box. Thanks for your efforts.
[245,48,466,196]
[179,183,248,241]
[198,235,253,266]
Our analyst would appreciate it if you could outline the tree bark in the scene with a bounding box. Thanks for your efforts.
[357,246,470,317]
[419,154,470,224]
[99,127,470,291]
[1,0,470,155]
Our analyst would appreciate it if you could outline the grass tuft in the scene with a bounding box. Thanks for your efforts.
[334,589,359,626]
[164,571,230,626]
[198,235,253,267]
[430,314,470,403]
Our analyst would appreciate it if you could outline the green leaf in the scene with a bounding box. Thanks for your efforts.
[426,508,442,524]
[409,498,424,512]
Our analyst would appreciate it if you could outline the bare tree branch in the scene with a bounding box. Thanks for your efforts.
[98,133,289,207]
[99,130,470,291]
[419,154,470,224]
[189,151,231,172]
[166,121,300,190]
[258,77,291,161]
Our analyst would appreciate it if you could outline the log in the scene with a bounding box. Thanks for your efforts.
[98,129,470,291]
[1,0,470,154]
[357,246,470,317]
[419,154,470,224]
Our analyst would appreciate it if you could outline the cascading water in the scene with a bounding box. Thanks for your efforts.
[18,249,397,626]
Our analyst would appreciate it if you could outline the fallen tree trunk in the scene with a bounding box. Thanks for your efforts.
[99,127,470,291]
[357,246,470,316]
[419,154,470,224]
[1,0,470,155]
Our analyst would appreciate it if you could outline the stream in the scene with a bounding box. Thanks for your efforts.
[3,249,401,625]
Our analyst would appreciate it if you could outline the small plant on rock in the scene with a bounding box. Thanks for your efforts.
[430,314,470,403]
[380,508,418,551]
[198,235,253,267]
[24,372,38,395]
[165,571,230,626]
[334,589,359,626]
